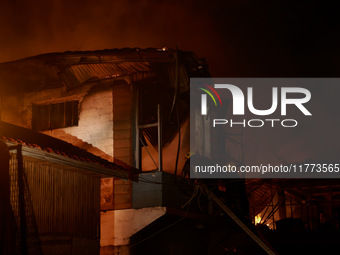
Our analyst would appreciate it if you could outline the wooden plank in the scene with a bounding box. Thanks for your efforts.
[112,121,132,131]
[114,184,131,194]
[113,103,132,112]
[114,148,132,158]
[113,111,131,121]
[113,194,132,205]
[113,130,131,140]
[114,139,131,149]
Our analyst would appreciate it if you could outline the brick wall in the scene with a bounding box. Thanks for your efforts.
[62,87,114,160]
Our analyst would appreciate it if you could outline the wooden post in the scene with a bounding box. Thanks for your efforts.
[134,89,140,170]
[17,144,27,255]
[157,104,162,172]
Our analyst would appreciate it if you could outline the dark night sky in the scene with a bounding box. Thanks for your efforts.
[1,1,340,77]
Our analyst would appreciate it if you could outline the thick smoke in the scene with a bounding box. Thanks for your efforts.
[0,0,225,74]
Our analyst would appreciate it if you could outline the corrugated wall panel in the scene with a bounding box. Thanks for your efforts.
[9,153,101,253]
[59,62,152,90]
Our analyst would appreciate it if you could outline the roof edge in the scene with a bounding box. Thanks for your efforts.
[7,141,129,179]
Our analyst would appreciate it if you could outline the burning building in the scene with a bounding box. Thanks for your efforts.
[1,47,339,255]
[0,48,217,255]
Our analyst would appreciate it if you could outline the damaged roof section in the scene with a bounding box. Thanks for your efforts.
[0,48,209,94]
[0,121,137,179]
[59,62,153,90]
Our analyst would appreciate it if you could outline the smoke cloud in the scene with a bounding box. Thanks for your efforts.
[0,0,226,74]
[1,1,339,77]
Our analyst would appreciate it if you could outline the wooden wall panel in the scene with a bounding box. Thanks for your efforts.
[111,82,133,210]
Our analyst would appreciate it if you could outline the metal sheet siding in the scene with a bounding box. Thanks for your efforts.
[59,62,153,90]
[9,153,101,254]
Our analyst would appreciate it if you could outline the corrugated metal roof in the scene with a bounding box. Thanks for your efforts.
[0,121,137,179]
[59,62,153,90]
[0,48,209,94]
